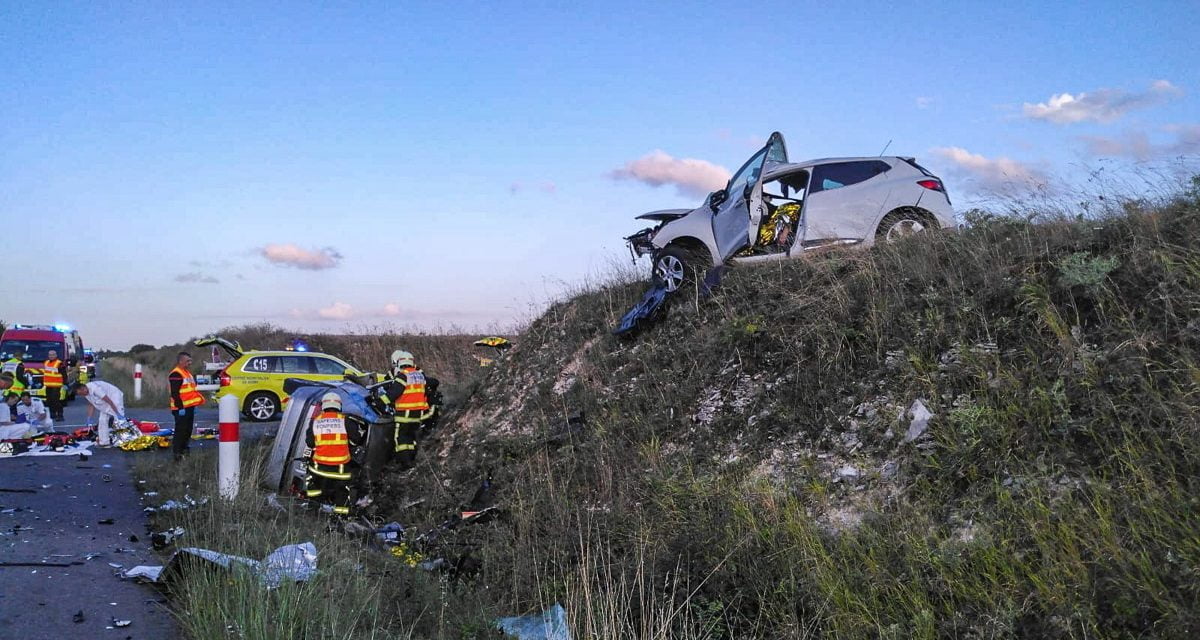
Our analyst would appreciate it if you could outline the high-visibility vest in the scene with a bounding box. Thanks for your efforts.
[394,366,430,412]
[2,358,26,394]
[169,366,205,409]
[311,409,351,465]
[42,359,64,387]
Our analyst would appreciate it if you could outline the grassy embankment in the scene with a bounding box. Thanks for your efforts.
[136,184,1200,638]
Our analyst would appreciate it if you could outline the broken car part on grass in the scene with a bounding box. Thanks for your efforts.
[121,542,318,590]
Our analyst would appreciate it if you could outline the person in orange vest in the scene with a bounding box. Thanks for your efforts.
[380,349,438,468]
[304,392,354,515]
[42,349,67,421]
[168,352,205,461]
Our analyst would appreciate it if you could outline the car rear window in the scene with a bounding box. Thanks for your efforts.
[810,160,891,193]
[281,356,314,374]
[313,357,346,375]
[243,356,279,373]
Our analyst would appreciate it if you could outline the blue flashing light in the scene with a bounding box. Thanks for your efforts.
[53,324,72,332]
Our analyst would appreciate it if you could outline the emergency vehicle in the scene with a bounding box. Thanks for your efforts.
[0,324,90,401]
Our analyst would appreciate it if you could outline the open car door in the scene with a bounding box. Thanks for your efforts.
[711,132,788,262]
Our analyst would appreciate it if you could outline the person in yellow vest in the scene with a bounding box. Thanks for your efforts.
[168,352,205,461]
[380,349,437,468]
[304,392,353,515]
[42,349,67,421]
[1,350,28,397]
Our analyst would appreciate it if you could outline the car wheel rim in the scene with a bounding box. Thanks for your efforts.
[250,397,274,420]
[655,255,685,292]
[885,219,926,242]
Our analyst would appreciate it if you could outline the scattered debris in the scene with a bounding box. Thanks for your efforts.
[151,527,185,550]
[98,518,115,525]
[144,495,208,513]
[264,494,286,512]
[111,618,132,628]
[0,487,37,494]
[72,610,85,624]
[613,282,670,336]
[496,603,571,640]
[122,566,165,583]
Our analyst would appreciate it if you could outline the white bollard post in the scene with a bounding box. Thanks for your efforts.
[133,364,143,401]
[218,394,240,500]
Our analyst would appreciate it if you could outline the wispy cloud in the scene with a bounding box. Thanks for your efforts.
[1081,124,1200,159]
[916,96,935,110]
[317,302,354,320]
[509,180,557,195]
[258,244,343,270]
[1022,80,1181,124]
[609,150,730,198]
[174,272,220,284]
[931,146,1047,192]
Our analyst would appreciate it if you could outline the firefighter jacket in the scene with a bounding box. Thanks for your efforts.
[1,358,26,394]
[308,409,351,466]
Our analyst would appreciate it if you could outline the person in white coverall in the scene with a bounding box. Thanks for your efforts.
[16,392,53,428]
[71,380,126,446]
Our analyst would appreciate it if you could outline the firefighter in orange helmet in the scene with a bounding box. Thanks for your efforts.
[304,392,354,515]
[380,349,438,467]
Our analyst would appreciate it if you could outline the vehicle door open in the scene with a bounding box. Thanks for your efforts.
[711,132,788,262]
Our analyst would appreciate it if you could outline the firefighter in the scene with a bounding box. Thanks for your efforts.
[304,392,354,515]
[42,349,67,421]
[168,351,205,461]
[380,350,437,467]
[1,350,28,396]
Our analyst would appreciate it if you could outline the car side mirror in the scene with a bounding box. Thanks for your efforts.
[708,188,728,210]
[344,368,356,377]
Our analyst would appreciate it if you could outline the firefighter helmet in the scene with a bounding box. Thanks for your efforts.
[321,392,342,412]
[390,350,415,369]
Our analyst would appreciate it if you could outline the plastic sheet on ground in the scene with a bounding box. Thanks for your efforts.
[123,542,318,589]
[496,603,571,640]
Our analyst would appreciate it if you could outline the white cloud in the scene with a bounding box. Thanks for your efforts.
[317,302,354,320]
[609,150,731,198]
[173,272,219,284]
[258,244,342,270]
[382,303,402,316]
[1022,80,1181,124]
[931,146,1047,191]
[916,96,934,110]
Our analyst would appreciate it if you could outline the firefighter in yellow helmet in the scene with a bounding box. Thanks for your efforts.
[304,392,354,515]
[380,349,438,467]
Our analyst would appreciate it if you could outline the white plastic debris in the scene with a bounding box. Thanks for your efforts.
[123,566,165,582]
[903,399,934,443]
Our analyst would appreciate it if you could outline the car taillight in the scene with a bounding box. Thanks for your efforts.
[917,179,945,192]
[219,369,231,387]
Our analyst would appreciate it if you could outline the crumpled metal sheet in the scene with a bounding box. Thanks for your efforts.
[495,603,571,640]
[903,399,934,443]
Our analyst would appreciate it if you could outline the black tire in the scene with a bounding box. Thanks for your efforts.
[653,245,710,293]
[876,208,938,243]
[243,391,280,422]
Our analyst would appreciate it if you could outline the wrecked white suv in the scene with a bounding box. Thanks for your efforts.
[625,132,956,291]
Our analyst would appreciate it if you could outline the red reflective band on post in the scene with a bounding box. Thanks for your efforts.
[219,421,239,442]
[134,371,142,379]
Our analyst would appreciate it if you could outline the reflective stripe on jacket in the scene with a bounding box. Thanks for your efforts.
[169,366,205,409]
[2,359,26,393]
[311,410,351,465]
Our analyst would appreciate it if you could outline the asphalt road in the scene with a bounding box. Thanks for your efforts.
[0,400,280,639]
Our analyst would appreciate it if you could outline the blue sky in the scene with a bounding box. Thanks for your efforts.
[3,1,1197,348]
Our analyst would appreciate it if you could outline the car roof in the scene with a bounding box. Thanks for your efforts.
[241,350,345,359]
[765,156,907,178]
